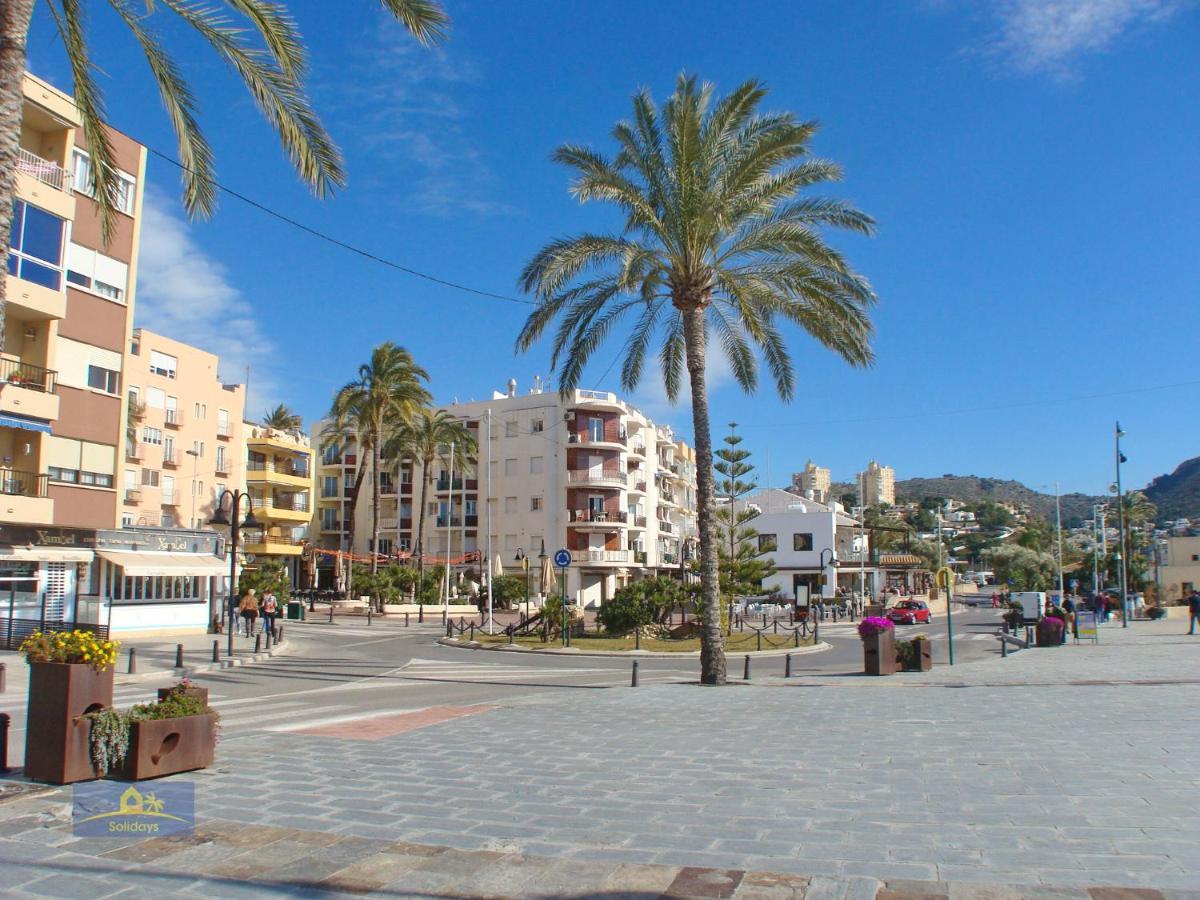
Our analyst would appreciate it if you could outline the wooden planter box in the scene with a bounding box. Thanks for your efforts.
[902,638,933,671]
[862,629,897,676]
[1036,622,1065,647]
[122,713,217,780]
[24,662,114,785]
[157,686,209,706]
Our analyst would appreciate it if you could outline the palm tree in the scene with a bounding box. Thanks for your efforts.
[262,403,303,435]
[388,409,475,597]
[0,0,448,346]
[517,75,877,684]
[326,343,430,601]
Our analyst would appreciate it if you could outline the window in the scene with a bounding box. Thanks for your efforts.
[65,242,128,302]
[86,365,119,394]
[464,499,476,517]
[193,402,206,420]
[94,280,122,301]
[160,513,175,528]
[114,173,136,214]
[124,470,137,491]
[504,458,517,477]
[505,420,519,438]
[530,456,544,475]
[792,533,814,552]
[80,471,113,487]
[504,497,517,514]
[192,441,204,457]
[531,496,543,512]
[531,419,544,434]
[322,476,338,497]
[149,351,177,378]
[588,417,604,442]
[146,387,165,409]
[215,446,227,471]
[122,514,133,527]
[162,474,175,500]
[758,533,778,553]
[7,200,65,289]
[141,469,160,487]
[72,150,136,213]
[142,427,163,446]
[48,466,78,483]
[427,502,438,515]
[504,534,517,551]
[398,538,411,551]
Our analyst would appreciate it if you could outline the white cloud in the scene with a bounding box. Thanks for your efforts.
[986,0,1193,77]
[133,189,278,415]
[627,344,735,431]
[319,22,514,216]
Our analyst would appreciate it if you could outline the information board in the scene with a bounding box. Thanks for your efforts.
[1075,610,1098,643]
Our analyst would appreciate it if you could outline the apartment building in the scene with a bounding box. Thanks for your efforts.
[122,329,245,529]
[858,459,896,507]
[314,380,699,608]
[243,421,314,584]
[791,460,832,504]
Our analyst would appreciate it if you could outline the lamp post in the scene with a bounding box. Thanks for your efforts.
[819,547,837,606]
[1115,422,1129,628]
[516,548,529,620]
[209,489,260,657]
[186,448,199,528]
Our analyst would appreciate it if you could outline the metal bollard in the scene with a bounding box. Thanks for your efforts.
[744,654,751,681]
[756,630,762,652]
[329,600,334,624]
[127,647,137,674]
[405,612,410,628]
[634,629,641,651]
[470,623,475,641]
[0,661,6,694]
[631,659,639,687]
[212,641,219,663]
[762,613,767,628]
[367,605,372,626]
[785,653,792,678]
[175,644,184,669]
[266,630,273,650]
[0,712,9,773]
[1001,635,1007,658]
[814,617,820,644]
[508,627,514,645]
[254,634,261,653]
[794,628,800,648]
[419,605,424,623]
[275,625,282,643]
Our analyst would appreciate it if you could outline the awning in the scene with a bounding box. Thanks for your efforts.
[96,550,227,577]
[0,414,52,434]
[0,546,94,563]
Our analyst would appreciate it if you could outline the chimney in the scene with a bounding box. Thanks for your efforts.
[507,378,517,398]
[532,375,543,394]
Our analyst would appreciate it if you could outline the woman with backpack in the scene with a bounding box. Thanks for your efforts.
[261,590,279,637]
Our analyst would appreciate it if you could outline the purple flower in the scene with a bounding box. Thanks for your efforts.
[858,617,895,638]
[1042,615,1065,628]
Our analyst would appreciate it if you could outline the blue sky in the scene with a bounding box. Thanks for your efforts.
[26,0,1200,495]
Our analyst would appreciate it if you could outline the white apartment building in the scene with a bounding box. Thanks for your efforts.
[314,380,698,608]
[791,460,832,503]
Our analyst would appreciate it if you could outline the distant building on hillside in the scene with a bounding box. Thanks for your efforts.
[791,460,831,503]
[858,460,896,507]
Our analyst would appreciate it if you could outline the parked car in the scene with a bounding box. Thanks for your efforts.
[887,600,931,625]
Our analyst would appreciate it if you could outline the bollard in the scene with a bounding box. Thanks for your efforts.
[634,629,641,651]
[405,612,410,628]
[631,660,639,687]
[212,641,219,663]
[773,620,779,635]
[470,623,476,641]
[794,628,800,648]
[275,625,282,643]
[785,653,793,678]
[757,630,762,652]
[175,644,184,669]
[1001,635,1008,658]
[744,654,751,681]
[308,592,316,613]
[0,712,9,773]
[254,634,262,654]
[508,627,514,645]
[265,630,273,650]
[367,605,372,626]
[0,661,5,694]
[762,613,767,628]
[329,599,334,624]
[446,621,452,638]
[419,605,424,623]
[814,616,820,644]
[127,647,137,674]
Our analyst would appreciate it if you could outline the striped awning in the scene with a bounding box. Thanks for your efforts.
[0,414,51,434]
[96,550,227,577]
[878,553,925,568]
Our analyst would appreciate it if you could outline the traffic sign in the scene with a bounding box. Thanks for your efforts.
[554,548,572,568]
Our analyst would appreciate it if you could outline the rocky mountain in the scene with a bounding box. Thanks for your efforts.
[1144,456,1200,520]
[890,476,1102,526]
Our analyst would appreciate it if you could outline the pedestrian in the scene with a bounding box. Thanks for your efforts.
[228,591,241,635]
[991,592,1000,609]
[1095,592,1109,623]
[1188,590,1200,636]
[261,590,278,636]
[239,588,259,638]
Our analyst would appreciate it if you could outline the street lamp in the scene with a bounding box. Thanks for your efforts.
[185,448,199,528]
[537,539,548,600]
[209,489,261,657]
[819,548,837,609]
[1115,422,1129,628]
[515,547,529,620]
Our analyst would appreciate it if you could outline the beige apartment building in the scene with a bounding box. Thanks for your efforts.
[243,422,314,584]
[122,329,245,530]
[314,380,699,607]
[859,459,896,507]
[792,460,832,504]
[1159,536,1200,605]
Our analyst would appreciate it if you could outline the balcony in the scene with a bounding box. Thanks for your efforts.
[247,458,311,488]
[5,272,66,321]
[630,515,648,529]
[568,430,627,449]
[124,489,143,504]
[162,451,180,468]
[627,475,648,494]
[381,518,398,531]
[379,480,397,496]
[567,468,627,489]
[215,458,231,476]
[243,535,306,556]
[126,443,144,462]
[435,516,463,528]
[217,425,232,440]
[578,549,630,565]
[161,492,178,507]
[434,477,476,492]
[15,148,73,219]
[658,520,674,534]
[0,357,59,421]
[257,496,311,523]
[164,408,184,428]
[569,509,628,528]
[661,552,678,565]
[570,389,628,414]
[633,550,648,565]
[0,468,51,523]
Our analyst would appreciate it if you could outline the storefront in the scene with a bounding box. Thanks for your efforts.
[0,525,228,637]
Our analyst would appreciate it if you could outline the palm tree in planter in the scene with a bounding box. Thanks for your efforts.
[262,403,303,435]
[325,343,430,607]
[517,75,878,684]
[0,0,448,347]
[388,409,476,602]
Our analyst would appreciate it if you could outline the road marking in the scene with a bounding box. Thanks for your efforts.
[218,703,350,728]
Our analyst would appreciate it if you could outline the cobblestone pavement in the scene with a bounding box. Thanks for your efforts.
[1,620,1197,897]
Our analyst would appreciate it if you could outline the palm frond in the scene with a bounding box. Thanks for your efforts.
[223,0,307,78]
[377,0,450,46]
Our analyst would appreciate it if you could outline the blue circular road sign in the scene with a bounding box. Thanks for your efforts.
[554,549,572,568]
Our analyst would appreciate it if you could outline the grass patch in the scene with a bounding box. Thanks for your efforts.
[469,630,813,653]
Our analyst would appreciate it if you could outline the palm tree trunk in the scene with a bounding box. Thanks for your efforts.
[0,0,36,351]
[370,429,382,612]
[682,305,726,685]
[416,454,431,603]
[345,459,367,600]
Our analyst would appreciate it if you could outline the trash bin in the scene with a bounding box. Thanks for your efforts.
[286,601,304,621]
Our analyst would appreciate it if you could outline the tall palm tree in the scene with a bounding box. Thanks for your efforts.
[517,75,877,684]
[388,408,475,595]
[327,343,430,599]
[0,0,448,346]
[262,403,303,434]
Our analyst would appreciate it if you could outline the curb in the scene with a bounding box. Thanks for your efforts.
[113,635,297,684]
[437,636,832,659]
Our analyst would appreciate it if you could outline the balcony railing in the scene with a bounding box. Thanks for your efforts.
[126,443,144,461]
[247,459,310,479]
[0,468,48,497]
[632,515,648,529]
[658,520,674,534]
[247,535,306,548]
[215,458,231,476]
[633,550,648,565]
[580,549,630,564]
[570,509,628,524]
[164,408,183,428]
[217,425,232,439]
[261,496,311,514]
[379,480,397,495]
[161,492,178,506]
[0,358,57,393]
[381,518,398,530]
[124,489,142,504]
[435,516,463,528]
[569,430,627,446]
[320,486,340,498]
[17,148,70,191]
[162,451,180,468]
[567,468,627,487]
[661,552,678,565]
[435,477,464,491]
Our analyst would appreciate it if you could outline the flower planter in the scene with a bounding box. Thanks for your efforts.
[1035,621,1064,647]
[24,662,114,784]
[862,629,897,676]
[901,637,933,671]
[157,685,209,706]
[121,713,217,780]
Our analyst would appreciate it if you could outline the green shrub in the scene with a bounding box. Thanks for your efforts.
[489,575,527,610]
[597,576,693,634]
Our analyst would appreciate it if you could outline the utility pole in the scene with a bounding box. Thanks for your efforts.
[485,408,493,633]
[1055,482,1065,602]
[1115,421,1128,628]
[444,442,453,620]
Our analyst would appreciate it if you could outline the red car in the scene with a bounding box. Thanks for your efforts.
[887,600,931,625]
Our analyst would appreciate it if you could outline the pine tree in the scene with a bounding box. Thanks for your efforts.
[713,423,777,630]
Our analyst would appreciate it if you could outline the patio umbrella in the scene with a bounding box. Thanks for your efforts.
[492,553,505,581]
[540,554,557,597]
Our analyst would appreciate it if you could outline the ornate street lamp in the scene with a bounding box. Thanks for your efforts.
[515,548,529,620]
[209,489,261,657]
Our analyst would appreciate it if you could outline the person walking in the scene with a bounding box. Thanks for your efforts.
[261,590,278,637]
[1188,589,1200,635]
[239,588,259,638]
[228,590,240,635]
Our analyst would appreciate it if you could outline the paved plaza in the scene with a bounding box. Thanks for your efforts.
[1,619,1197,897]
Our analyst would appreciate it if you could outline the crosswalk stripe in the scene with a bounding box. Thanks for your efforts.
[218,703,349,728]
